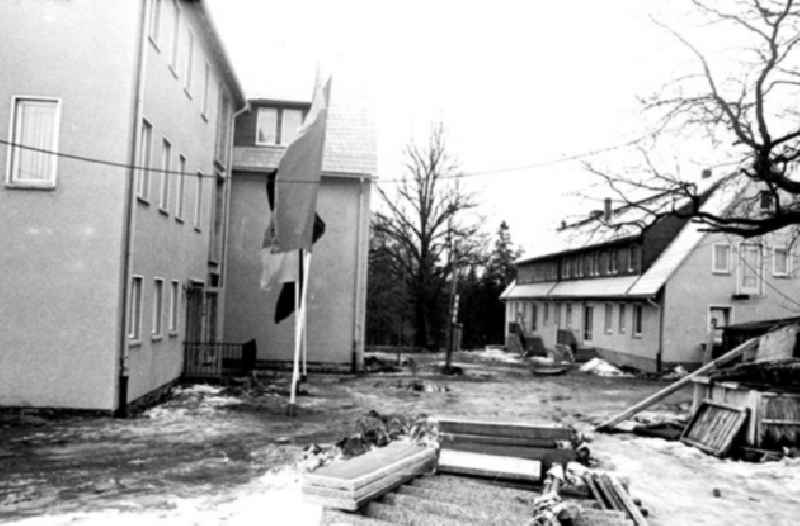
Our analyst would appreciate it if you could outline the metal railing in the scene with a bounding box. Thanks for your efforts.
[183,342,251,379]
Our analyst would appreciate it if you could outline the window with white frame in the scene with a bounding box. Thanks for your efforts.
[175,154,186,220]
[575,256,583,277]
[583,305,594,341]
[633,304,643,336]
[7,97,60,187]
[201,62,210,118]
[193,171,203,230]
[604,303,613,333]
[169,280,179,334]
[609,250,618,274]
[152,278,164,339]
[148,0,162,46]
[618,304,626,333]
[159,138,171,212]
[137,119,153,200]
[169,0,180,71]
[773,246,790,277]
[183,29,194,94]
[128,276,143,341]
[712,243,731,274]
[738,243,762,294]
[280,108,304,145]
[592,253,600,276]
[566,304,573,328]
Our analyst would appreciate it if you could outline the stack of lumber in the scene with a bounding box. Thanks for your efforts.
[436,418,576,481]
[303,441,436,510]
[583,471,648,526]
[680,401,747,456]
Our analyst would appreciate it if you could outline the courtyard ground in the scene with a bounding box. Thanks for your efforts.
[1,351,798,525]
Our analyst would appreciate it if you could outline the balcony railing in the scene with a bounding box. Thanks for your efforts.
[183,341,256,379]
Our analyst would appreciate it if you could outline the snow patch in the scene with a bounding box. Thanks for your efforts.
[579,358,632,377]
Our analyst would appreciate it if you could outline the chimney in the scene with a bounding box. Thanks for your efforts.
[701,168,712,179]
[560,220,567,230]
[603,197,612,222]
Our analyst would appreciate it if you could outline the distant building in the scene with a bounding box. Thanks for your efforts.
[0,0,245,412]
[225,91,376,370]
[501,177,800,371]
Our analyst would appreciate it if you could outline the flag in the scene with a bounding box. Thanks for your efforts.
[274,78,332,251]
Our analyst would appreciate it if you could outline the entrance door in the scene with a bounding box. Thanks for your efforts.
[185,284,203,343]
[583,306,594,341]
[708,306,731,345]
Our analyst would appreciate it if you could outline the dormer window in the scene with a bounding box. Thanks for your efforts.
[759,190,774,212]
[255,107,306,146]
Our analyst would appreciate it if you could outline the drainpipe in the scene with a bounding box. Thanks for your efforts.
[351,176,368,372]
[116,1,149,417]
[647,296,664,372]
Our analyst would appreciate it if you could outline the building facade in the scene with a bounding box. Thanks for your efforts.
[0,0,244,412]
[502,179,800,371]
[224,92,376,370]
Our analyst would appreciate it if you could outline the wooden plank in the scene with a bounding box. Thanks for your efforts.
[597,338,757,431]
[304,442,434,491]
[303,455,435,510]
[596,474,625,512]
[607,473,649,526]
[437,418,574,440]
[437,449,541,482]
[441,441,575,464]
[438,432,563,448]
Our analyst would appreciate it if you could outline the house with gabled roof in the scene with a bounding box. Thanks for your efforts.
[501,176,800,371]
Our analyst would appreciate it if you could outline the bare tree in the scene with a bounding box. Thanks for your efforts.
[372,123,478,350]
[588,0,800,237]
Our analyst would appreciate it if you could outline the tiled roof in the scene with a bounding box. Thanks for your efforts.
[548,276,641,298]
[500,281,557,299]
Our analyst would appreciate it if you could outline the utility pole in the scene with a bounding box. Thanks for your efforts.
[444,177,460,374]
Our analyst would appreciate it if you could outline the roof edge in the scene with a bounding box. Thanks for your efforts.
[198,1,246,107]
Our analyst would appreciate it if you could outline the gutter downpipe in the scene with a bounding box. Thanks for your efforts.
[116,1,149,418]
[352,176,368,372]
[646,295,664,372]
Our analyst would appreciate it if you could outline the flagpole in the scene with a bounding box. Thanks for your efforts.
[302,251,311,380]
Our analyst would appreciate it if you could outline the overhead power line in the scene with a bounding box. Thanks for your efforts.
[0,133,650,185]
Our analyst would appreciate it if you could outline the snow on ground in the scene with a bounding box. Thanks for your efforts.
[1,352,797,525]
[579,357,633,377]
[472,347,525,364]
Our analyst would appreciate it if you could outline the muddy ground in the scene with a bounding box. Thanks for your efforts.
[1,351,798,525]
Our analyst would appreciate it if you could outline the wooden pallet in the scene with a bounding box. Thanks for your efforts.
[680,401,748,457]
[303,442,436,510]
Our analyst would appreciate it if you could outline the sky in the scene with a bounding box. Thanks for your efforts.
[208,0,745,256]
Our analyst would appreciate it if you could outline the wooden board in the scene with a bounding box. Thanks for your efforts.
[680,401,747,457]
[437,418,574,441]
[436,449,541,482]
[440,441,575,464]
[439,432,563,448]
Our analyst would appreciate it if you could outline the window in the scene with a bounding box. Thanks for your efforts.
[152,278,164,339]
[175,155,186,220]
[255,108,278,145]
[169,0,180,71]
[148,0,162,46]
[543,303,549,325]
[575,256,584,278]
[583,306,594,341]
[759,190,774,212]
[629,246,640,272]
[201,62,210,118]
[137,120,153,200]
[604,304,613,333]
[193,171,203,230]
[554,302,561,328]
[774,246,790,277]
[712,243,731,274]
[183,29,194,94]
[609,251,618,274]
[738,243,762,294]
[530,303,538,331]
[280,108,304,145]
[618,304,626,333]
[7,97,60,187]
[159,138,171,212]
[566,304,573,328]
[592,253,600,276]
[633,305,643,336]
[128,276,143,341]
[168,280,180,334]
